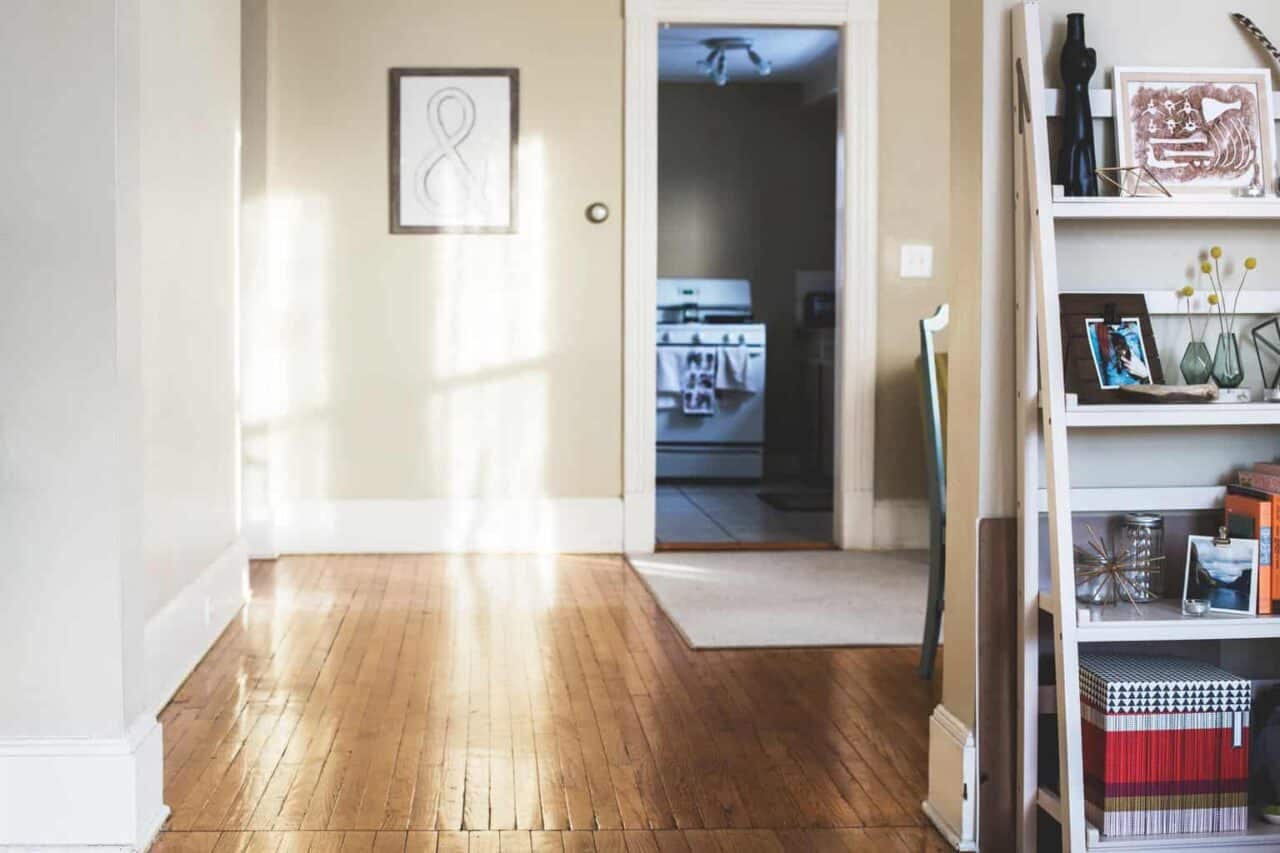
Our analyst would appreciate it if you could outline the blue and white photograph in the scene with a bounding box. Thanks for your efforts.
[1085,317,1152,388]
[1183,534,1259,615]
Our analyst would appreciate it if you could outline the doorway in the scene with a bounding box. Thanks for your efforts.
[622,1,880,553]
[653,26,839,549]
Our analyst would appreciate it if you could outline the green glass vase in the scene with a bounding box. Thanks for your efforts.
[1179,340,1213,385]
[1212,332,1245,388]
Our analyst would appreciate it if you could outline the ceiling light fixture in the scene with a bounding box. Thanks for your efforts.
[694,37,772,86]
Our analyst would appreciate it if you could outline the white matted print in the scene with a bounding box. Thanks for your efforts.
[390,68,518,233]
[1114,67,1276,197]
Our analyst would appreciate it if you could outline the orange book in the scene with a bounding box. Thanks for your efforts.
[1225,486,1273,614]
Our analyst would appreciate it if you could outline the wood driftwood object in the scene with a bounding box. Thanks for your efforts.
[1116,383,1219,403]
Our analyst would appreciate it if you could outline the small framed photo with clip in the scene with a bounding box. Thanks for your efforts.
[1182,528,1259,616]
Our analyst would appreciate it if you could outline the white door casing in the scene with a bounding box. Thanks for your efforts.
[622,0,879,551]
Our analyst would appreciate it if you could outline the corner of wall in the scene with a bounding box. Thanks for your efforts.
[924,702,978,851]
[143,538,250,716]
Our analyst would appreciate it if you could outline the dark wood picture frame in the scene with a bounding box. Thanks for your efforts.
[1059,293,1164,404]
[389,67,519,234]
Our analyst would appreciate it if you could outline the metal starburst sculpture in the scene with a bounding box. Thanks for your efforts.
[1074,525,1164,611]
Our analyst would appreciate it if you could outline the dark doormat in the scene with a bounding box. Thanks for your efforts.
[757,492,834,512]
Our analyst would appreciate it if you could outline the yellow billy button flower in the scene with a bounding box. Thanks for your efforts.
[1201,261,1213,274]
[1208,293,1220,306]
[1180,285,1195,297]
[1246,257,1258,270]
[1211,246,1223,259]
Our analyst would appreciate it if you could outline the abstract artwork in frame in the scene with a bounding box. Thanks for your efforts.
[390,68,518,234]
[1113,67,1276,197]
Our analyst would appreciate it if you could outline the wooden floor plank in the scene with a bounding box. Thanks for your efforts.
[153,556,942,853]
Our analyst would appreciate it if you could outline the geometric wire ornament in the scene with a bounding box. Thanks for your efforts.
[1251,316,1280,390]
[1095,165,1174,198]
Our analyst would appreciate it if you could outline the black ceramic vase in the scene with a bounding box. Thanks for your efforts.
[1057,13,1098,197]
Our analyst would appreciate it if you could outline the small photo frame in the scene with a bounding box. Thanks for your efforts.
[1182,534,1259,615]
[1059,294,1164,404]
[1085,317,1154,389]
[1113,67,1277,198]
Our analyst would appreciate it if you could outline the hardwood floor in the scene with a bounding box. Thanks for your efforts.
[154,555,945,852]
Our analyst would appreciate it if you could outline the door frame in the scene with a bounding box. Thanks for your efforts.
[622,0,879,552]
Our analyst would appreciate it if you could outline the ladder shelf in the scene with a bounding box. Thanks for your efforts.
[1012,3,1280,851]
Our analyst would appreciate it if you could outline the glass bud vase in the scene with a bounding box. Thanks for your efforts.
[1212,332,1245,388]
[1179,340,1213,385]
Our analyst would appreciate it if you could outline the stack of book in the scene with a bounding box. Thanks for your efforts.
[1230,463,1280,614]
[1081,653,1251,837]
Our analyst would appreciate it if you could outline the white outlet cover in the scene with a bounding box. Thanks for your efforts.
[900,244,934,279]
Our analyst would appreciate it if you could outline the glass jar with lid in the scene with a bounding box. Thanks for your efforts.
[1119,512,1164,602]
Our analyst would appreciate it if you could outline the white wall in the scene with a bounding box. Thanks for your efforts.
[0,0,146,741]
[140,0,243,622]
[0,1,167,846]
[137,0,248,716]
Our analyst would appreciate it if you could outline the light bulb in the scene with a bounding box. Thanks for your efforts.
[747,49,772,76]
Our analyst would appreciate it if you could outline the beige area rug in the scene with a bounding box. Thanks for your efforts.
[628,550,931,649]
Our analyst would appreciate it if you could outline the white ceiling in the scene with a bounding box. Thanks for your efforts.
[658,26,839,85]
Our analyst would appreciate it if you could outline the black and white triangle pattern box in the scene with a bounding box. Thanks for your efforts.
[1080,653,1252,714]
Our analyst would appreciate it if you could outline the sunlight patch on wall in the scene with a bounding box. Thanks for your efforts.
[424,136,552,499]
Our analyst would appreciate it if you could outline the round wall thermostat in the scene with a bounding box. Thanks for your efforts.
[585,202,610,223]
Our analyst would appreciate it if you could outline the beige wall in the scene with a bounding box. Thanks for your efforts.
[140,0,242,620]
[657,83,837,470]
[248,0,623,506]
[877,0,952,501]
[245,0,950,514]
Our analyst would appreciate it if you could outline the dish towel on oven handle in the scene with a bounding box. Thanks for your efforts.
[681,348,718,415]
[716,345,760,393]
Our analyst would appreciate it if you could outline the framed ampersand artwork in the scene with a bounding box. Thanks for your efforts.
[389,68,519,234]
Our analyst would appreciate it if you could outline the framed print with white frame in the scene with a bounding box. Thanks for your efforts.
[1113,67,1276,197]
[1182,533,1259,616]
[390,68,518,234]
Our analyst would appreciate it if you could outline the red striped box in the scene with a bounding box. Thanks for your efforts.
[1080,654,1251,837]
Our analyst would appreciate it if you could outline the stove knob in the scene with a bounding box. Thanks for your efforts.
[692,333,701,344]
[660,332,670,343]
[722,333,730,344]
[738,334,746,344]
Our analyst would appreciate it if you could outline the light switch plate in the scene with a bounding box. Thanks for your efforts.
[900,243,934,279]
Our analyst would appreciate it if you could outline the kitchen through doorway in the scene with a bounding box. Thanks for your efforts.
[653,25,840,549]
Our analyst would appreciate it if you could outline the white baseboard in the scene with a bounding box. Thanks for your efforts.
[272,497,624,554]
[0,714,167,850]
[923,703,977,851]
[144,538,250,715]
[873,498,929,550]
[242,516,277,559]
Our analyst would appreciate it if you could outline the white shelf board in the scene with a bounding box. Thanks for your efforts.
[1044,88,1280,120]
[1036,486,1225,513]
[1085,821,1280,851]
[1036,785,1280,850]
[1053,197,1280,220]
[1049,597,1280,642]
[1038,786,1062,822]
[1060,398,1280,428]
[1141,290,1280,316]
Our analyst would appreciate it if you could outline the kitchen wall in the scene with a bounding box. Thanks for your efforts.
[657,83,837,476]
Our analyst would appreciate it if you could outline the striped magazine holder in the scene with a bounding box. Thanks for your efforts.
[1080,653,1252,837]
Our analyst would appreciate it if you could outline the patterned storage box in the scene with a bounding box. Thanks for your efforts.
[1080,653,1251,837]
